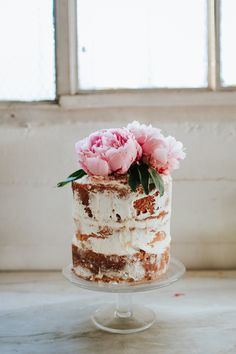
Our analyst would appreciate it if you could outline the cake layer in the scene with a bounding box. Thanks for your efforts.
[74,209,170,236]
[72,244,170,282]
[72,175,171,221]
[72,174,172,234]
[73,221,170,256]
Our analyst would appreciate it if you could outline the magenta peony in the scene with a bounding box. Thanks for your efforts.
[75,128,142,176]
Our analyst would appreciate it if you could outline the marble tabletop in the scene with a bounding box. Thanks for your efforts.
[0,271,236,354]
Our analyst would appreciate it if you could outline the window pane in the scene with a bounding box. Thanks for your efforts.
[77,0,207,90]
[220,0,236,87]
[0,0,55,101]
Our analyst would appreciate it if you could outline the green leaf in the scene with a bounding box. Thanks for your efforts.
[138,163,149,195]
[57,169,87,188]
[148,168,164,196]
[57,176,77,187]
[68,169,87,178]
[148,175,155,190]
[128,164,140,192]
[57,180,71,188]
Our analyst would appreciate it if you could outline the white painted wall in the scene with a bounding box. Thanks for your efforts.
[0,102,236,269]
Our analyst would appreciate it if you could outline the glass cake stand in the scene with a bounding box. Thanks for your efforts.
[63,257,185,334]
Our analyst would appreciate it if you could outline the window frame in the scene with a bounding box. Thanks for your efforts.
[0,0,236,108]
[53,0,236,110]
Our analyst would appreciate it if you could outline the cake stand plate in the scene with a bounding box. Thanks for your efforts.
[63,257,185,334]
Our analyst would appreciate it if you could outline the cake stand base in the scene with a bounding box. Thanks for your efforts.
[92,303,155,334]
[63,257,185,334]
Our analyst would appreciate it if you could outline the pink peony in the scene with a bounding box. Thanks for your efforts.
[75,128,142,176]
[127,121,185,174]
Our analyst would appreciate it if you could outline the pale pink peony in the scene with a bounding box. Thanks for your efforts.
[75,128,142,176]
[127,121,162,146]
[127,121,185,174]
[146,136,186,174]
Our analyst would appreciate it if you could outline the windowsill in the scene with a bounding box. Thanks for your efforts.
[0,90,236,110]
[0,90,236,126]
[59,90,236,109]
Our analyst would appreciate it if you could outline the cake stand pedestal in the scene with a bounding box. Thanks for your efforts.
[63,257,185,334]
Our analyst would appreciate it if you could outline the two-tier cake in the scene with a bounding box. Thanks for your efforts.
[58,121,185,283]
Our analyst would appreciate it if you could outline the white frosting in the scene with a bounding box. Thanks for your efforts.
[73,265,93,278]
[72,222,170,255]
[72,174,172,258]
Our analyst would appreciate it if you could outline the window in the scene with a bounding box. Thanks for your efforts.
[0,0,235,102]
[76,0,236,92]
[77,0,207,90]
[220,0,236,87]
[0,0,55,101]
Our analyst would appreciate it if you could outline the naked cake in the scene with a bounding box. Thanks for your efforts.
[58,121,185,283]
